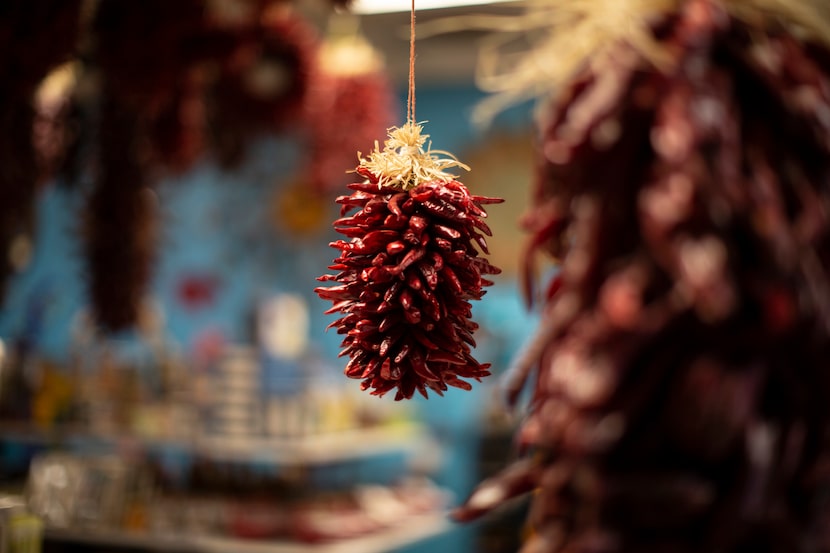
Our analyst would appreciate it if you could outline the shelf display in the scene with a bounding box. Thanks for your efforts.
[9,364,448,551]
[24,446,449,550]
[44,512,448,553]
[2,307,449,552]
[0,321,430,447]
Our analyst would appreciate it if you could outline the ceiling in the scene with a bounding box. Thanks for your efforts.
[351,0,521,14]
[303,1,526,85]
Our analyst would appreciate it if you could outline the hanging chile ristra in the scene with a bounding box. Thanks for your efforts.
[315,122,503,400]
[86,0,206,332]
[453,0,830,551]
[210,5,319,168]
[306,30,396,194]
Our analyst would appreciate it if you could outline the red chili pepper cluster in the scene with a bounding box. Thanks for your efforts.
[316,171,503,400]
[93,0,247,173]
[210,8,319,168]
[93,0,210,108]
[456,0,830,551]
[307,70,396,194]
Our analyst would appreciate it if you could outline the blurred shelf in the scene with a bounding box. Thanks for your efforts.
[0,422,196,453]
[194,424,427,464]
[45,512,451,553]
[0,422,429,465]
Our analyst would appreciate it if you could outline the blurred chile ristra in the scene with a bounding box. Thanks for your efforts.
[454,0,830,551]
[315,122,503,400]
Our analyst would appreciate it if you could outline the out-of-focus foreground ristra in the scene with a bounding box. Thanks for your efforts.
[456,0,830,551]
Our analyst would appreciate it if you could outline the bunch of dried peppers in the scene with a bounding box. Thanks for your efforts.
[455,0,830,551]
[306,32,396,194]
[316,122,503,400]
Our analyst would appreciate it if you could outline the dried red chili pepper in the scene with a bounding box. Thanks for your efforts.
[456,0,830,551]
[316,123,503,400]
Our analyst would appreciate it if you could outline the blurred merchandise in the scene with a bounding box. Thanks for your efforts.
[2,309,451,551]
[25,454,84,529]
[20,445,449,549]
[0,342,34,423]
[29,361,74,429]
[203,345,265,438]
[0,496,43,553]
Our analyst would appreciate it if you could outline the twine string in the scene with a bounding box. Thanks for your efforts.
[407,0,416,123]
[357,0,471,190]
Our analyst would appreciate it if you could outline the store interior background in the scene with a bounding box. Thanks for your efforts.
[0,2,546,552]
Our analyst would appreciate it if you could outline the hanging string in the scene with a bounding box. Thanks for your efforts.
[354,0,471,190]
[407,0,416,123]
